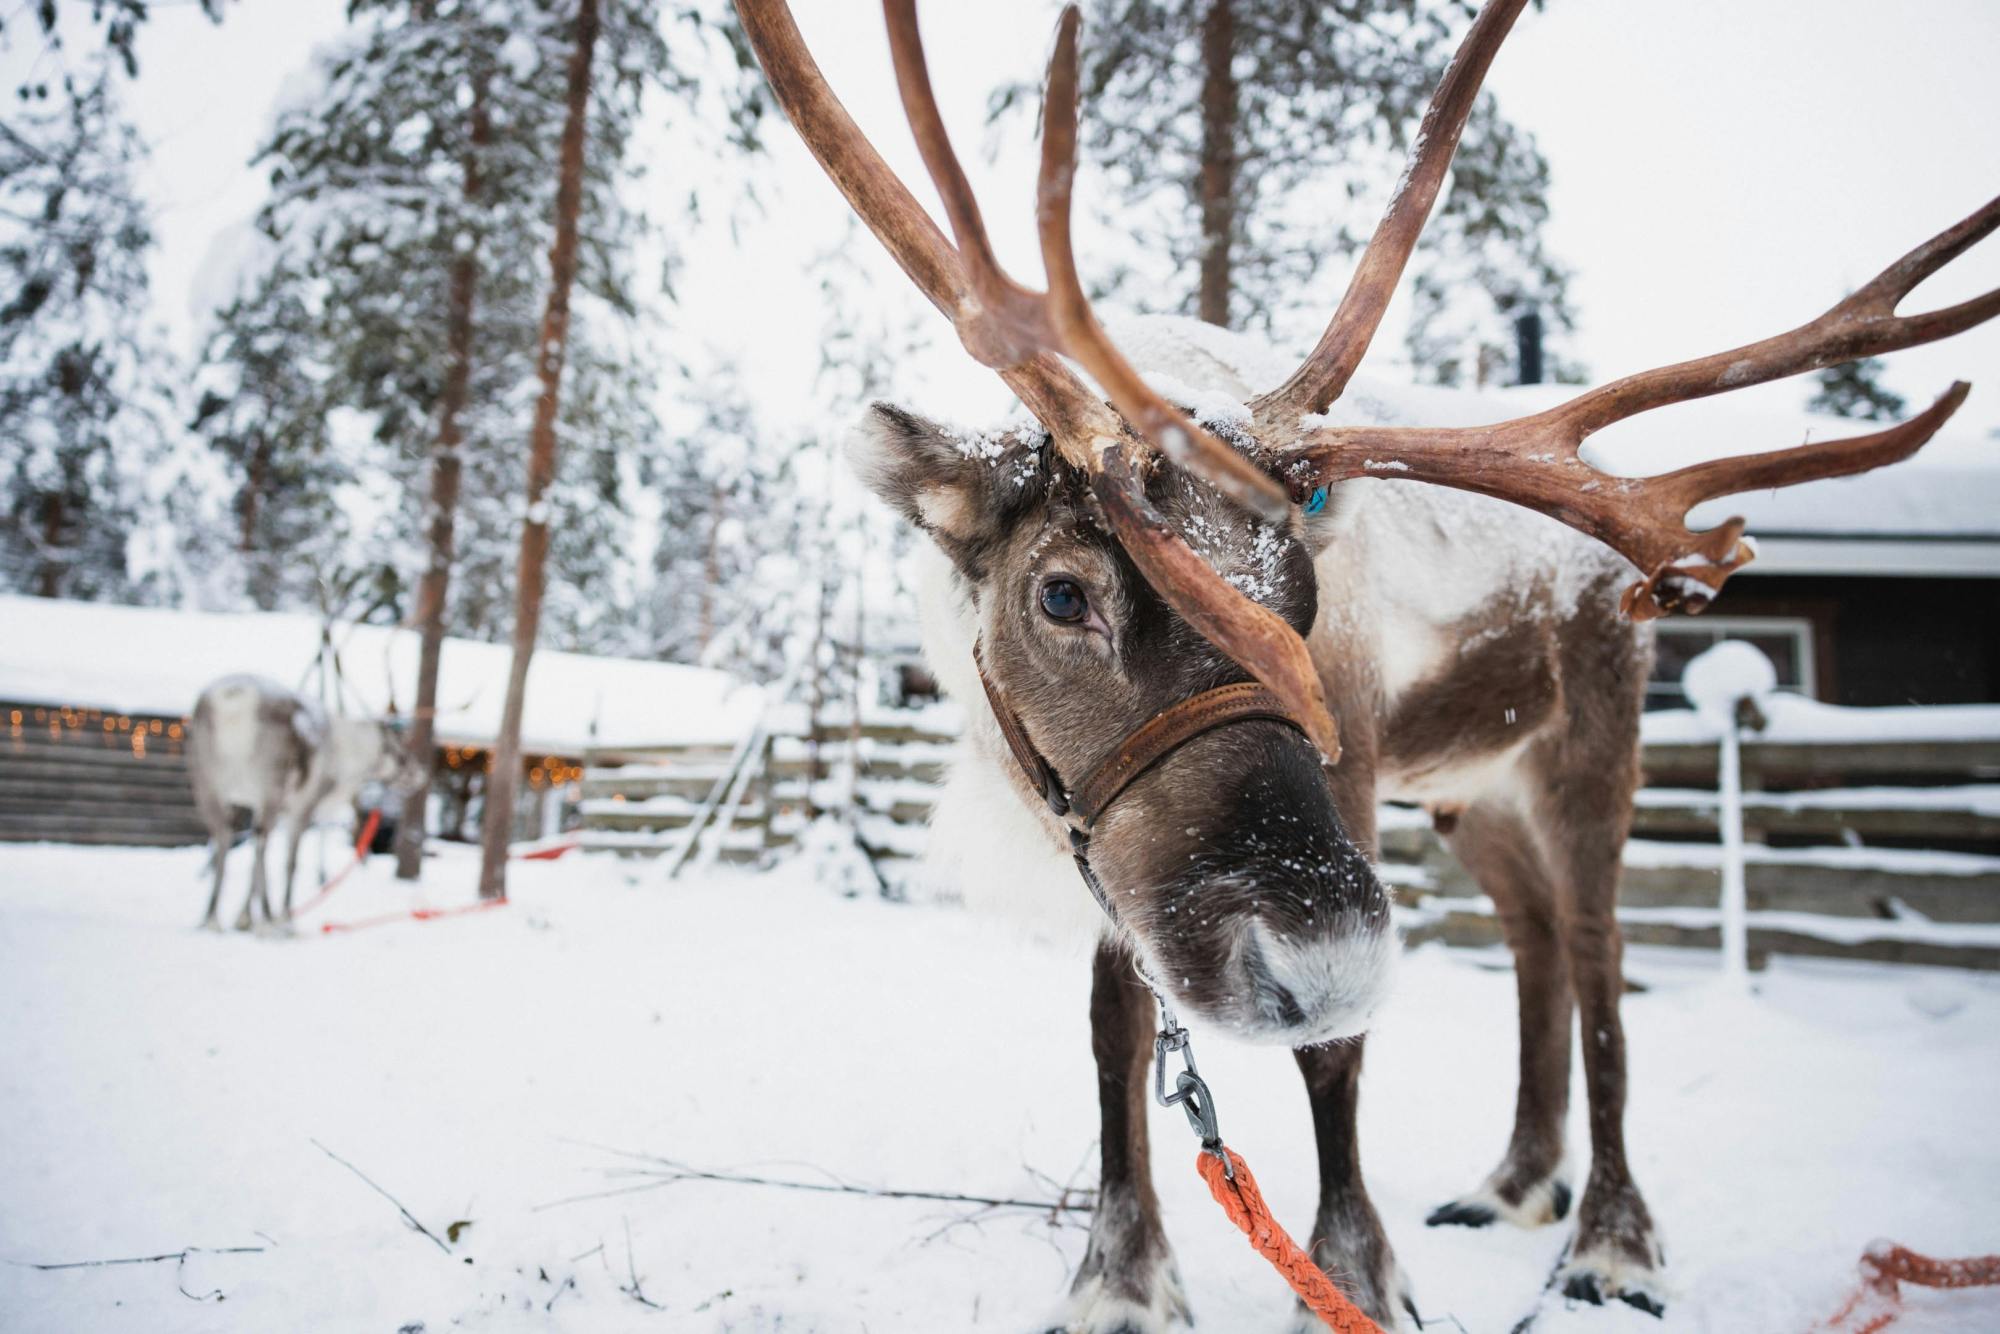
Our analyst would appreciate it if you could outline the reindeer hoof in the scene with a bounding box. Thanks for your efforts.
[1041,1270,1192,1334]
[1428,1172,1571,1230]
[1555,1240,1666,1320]
[1425,1200,1496,1228]
[1562,1272,1603,1306]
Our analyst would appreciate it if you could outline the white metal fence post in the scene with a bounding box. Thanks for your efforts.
[1681,640,1777,987]
[1716,709,1749,984]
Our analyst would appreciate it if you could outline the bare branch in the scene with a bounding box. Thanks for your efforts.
[311,1138,452,1256]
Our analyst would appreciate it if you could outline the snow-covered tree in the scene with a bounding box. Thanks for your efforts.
[0,1,242,603]
[0,74,166,598]
[189,262,359,610]
[9,0,223,95]
[1808,357,1906,422]
[198,0,762,873]
[992,0,1576,383]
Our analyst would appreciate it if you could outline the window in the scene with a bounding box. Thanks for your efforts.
[1648,617,1816,710]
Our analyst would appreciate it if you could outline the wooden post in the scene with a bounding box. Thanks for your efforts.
[477,0,601,901]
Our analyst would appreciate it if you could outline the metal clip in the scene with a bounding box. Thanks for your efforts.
[1154,1016,1224,1157]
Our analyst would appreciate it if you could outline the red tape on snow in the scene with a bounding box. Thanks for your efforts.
[319,898,507,935]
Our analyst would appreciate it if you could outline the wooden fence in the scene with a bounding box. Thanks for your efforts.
[581,705,2000,970]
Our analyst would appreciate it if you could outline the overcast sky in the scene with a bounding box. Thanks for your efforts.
[120,0,2000,449]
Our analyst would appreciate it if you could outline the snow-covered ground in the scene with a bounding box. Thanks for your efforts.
[3,843,1998,1333]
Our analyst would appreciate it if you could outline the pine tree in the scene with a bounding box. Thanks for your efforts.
[0,74,162,598]
[9,1,223,94]
[993,0,1575,384]
[1808,357,1906,422]
[189,262,358,609]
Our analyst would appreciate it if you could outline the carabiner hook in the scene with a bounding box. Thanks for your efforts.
[1155,1017,1225,1160]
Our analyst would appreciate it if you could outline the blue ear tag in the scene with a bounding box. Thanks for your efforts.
[1304,485,1328,516]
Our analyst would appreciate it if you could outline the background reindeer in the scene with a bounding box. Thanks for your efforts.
[739,0,1998,1326]
[189,674,421,932]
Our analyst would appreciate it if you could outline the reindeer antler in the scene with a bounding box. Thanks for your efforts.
[1280,195,1998,617]
[1250,0,1998,617]
[738,0,1342,760]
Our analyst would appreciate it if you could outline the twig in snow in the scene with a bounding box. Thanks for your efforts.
[175,1250,227,1303]
[538,1145,1096,1223]
[311,1138,451,1256]
[544,1274,577,1312]
[620,1217,665,1311]
[8,1245,265,1307]
[14,1245,265,1271]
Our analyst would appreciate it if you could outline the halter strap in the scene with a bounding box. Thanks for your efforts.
[974,647,1305,831]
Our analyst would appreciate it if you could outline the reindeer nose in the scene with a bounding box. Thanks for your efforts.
[1231,911,1396,1046]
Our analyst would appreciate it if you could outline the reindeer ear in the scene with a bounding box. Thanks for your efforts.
[847,402,1044,574]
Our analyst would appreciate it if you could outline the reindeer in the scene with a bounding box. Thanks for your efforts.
[737,1,1999,1325]
[189,675,422,932]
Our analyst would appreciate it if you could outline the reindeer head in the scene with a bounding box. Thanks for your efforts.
[743,0,1997,1040]
[856,404,1390,1042]
[340,717,427,798]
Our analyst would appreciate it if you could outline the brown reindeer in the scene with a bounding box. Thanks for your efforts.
[737,1,1999,1327]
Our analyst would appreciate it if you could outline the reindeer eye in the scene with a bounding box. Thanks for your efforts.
[1039,578,1087,624]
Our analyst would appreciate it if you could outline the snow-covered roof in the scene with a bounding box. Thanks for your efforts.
[0,596,763,754]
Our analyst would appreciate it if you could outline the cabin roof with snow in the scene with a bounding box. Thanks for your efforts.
[0,596,764,755]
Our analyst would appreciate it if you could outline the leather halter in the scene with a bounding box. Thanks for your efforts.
[974,647,1307,921]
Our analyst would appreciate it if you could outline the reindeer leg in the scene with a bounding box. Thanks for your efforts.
[1427,803,1574,1231]
[1045,938,1189,1334]
[239,814,277,932]
[1290,1039,1414,1331]
[196,789,231,932]
[280,816,308,930]
[1540,612,1665,1316]
[1553,892,1663,1316]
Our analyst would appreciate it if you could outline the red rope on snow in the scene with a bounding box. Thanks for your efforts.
[1196,1146,1384,1333]
[286,809,382,921]
[1823,1241,2000,1333]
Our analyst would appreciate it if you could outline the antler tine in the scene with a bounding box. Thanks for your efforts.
[882,0,1054,368]
[735,0,1116,444]
[881,1,1290,521]
[1251,0,1531,432]
[1036,8,1298,522]
[1560,194,2000,436]
[1042,3,1338,754]
[1286,197,2000,618]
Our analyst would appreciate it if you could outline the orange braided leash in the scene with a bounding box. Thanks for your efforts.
[1823,1241,2000,1334]
[1196,1146,1384,1334]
